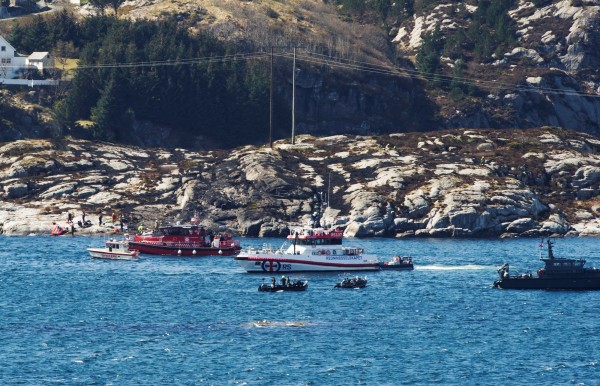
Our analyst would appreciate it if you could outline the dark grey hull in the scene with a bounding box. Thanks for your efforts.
[494,277,600,290]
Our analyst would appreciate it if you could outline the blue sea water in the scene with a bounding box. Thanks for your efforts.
[1,236,599,385]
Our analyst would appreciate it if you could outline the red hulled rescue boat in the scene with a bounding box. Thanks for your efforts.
[128,225,241,256]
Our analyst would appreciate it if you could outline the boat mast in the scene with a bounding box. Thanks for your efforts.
[292,46,296,145]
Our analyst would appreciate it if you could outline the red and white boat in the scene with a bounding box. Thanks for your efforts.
[128,225,241,256]
[88,239,140,261]
[235,226,380,272]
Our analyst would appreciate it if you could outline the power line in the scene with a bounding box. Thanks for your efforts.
[285,51,600,99]
[53,48,600,99]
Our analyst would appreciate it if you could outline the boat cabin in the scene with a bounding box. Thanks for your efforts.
[542,257,586,273]
[106,240,127,252]
[160,225,202,236]
[287,227,343,246]
[541,239,586,274]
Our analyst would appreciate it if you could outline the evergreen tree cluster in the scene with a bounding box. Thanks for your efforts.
[9,12,271,147]
[330,0,414,22]
[466,0,518,61]
[413,0,517,99]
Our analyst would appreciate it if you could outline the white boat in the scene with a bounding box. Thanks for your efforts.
[88,239,140,261]
[235,227,380,272]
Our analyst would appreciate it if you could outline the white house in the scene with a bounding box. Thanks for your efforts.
[0,35,58,85]
[28,51,55,72]
[0,35,28,79]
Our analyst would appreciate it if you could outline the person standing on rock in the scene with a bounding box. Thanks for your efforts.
[67,212,72,223]
[99,213,103,226]
[82,210,86,224]
[112,212,117,224]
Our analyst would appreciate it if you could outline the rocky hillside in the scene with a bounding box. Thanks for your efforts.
[3,0,600,145]
[110,0,600,138]
[1,127,598,237]
[392,0,600,136]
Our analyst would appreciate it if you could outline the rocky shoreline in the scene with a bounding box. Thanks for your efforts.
[1,127,599,238]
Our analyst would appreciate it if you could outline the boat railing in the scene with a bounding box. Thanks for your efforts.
[244,243,278,254]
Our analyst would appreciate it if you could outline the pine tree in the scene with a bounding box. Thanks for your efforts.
[416,26,442,81]
[90,72,129,140]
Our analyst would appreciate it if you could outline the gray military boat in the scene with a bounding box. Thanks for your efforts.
[494,239,600,290]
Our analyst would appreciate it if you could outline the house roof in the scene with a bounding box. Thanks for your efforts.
[28,52,51,60]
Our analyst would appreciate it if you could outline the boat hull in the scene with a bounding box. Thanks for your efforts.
[258,283,308,292]
[494,277,600,290]
[335,279,367,288]
[379,263,414,270]
[235,254,380,272]
[88,248,139,261]
[128,241,240,256]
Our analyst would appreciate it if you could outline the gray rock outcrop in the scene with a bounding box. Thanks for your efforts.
[0,128,598,238]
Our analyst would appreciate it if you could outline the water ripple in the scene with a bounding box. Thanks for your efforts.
[1,236,599,384]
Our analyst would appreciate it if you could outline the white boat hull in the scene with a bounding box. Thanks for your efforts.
[235,253,380,272]
[87,248,139,261]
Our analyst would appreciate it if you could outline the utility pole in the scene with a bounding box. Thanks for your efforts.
[269,46,273,148]
[328,171,331,208]
[292,46,296,145]
[270,45,300,148]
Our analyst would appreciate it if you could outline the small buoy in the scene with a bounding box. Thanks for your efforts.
[192,249,197,255]
[177,249,182,255]
[218,250,223,255]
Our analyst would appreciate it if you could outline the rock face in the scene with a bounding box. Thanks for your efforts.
[393,0,600,138]
[0,128,599,238]
[4,1,600,149]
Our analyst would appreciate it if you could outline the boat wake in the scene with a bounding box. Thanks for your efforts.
[417,264,494,271]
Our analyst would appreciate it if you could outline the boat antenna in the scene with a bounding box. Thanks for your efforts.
[327,171,331,209]
[547,239,554,259]
[293,230,298,255]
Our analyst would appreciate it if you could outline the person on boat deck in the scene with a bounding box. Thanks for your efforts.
[281,275,287,286]
[271,277,276,287]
